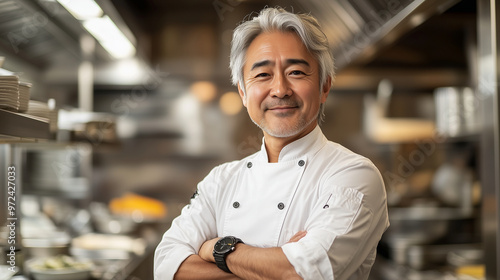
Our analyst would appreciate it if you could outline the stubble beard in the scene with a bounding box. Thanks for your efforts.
[250,107,319,138]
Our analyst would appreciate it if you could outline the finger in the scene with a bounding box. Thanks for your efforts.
[287,230,307,243]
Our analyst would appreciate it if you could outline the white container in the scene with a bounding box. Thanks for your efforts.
[434,87,479,137]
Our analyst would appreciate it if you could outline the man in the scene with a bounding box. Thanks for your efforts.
[154,7,389,280]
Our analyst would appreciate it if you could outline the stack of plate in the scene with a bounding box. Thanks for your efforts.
[0,75,20,112]
[19,82,31,112]
[25,100,58,132]
[26,100,50,119]
[49,108,58,133]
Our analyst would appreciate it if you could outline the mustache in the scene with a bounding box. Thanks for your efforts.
[262,98,300,110]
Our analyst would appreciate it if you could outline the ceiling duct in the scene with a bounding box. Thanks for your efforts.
[0,0,81,69]
[296,0,461,70]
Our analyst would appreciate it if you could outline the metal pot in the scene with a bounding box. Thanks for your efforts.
[23,237,70,259]
[384,206,471,265]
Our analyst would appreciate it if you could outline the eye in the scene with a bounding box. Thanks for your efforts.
[255,73,270,78]
[290,70,306,76]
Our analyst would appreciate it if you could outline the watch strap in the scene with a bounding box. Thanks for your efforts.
[214,252,231,273]
[213,237,243,273]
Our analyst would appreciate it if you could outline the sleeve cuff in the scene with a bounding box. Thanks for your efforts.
[154,248,194,280]
[281,241,333,280]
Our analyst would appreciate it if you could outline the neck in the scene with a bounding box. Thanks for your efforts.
[263,123,317,163]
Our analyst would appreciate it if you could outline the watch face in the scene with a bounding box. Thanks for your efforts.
[214,237,236,254]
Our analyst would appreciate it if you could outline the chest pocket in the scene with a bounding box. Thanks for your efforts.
[222,158,306,247]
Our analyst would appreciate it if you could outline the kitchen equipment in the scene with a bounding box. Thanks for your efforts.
[57,110,118,143]
[447,247,483,267]
[17,82,31,113]
[431,163,474,214]
[25,256,93,280]
[0,75,20,112]
[384,206,472,266]
[23,237,70,259]
[434,87,479,137]
[406,243,482,270]
[29,267,91,280]
[363,80,435,143]
[21,216,71,259]
[89,202,137,235]
[20,142,92,199]
[70,233,146,260]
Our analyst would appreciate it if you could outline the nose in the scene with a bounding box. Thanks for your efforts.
[270,73,291,98]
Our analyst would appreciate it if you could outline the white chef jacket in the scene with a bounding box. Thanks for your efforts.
[154,125,389,280]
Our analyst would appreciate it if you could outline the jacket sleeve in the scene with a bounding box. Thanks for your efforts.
[154,169,219,280]
[281,160,389,280]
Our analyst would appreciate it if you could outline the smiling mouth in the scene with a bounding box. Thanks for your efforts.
[266,106,299,116]
[266,106,298,114]
[268,106,298,111]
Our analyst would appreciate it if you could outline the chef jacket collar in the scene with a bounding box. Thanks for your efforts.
[258,125,328,163]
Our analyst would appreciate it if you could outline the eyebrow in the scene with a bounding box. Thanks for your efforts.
[250,58,310,71]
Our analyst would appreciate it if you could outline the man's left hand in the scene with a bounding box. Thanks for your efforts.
[199,237,220,263]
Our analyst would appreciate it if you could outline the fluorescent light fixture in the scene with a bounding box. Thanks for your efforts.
[56,0,103,20]
[83,16,136,59]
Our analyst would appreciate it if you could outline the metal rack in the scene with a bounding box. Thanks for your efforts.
[0,108,51,274]
[0,108,50,141]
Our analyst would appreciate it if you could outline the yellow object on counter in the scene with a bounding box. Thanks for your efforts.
[109,192,167,220]
[456,265,485,279]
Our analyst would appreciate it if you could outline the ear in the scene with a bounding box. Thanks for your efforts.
[320,76,332,104]
[238,83,248,107]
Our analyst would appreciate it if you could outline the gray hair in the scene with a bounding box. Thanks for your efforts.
[229,7,335,121]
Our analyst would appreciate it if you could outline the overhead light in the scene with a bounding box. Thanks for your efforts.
[190,81,217,102]
[219,91,242,115]
[56,0,103,20]
[57,0,136,59]
[83,16,136,59]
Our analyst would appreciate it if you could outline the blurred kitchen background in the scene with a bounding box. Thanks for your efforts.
[0,0,499,279]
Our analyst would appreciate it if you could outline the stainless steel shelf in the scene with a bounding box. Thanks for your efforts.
[0,108,50,140]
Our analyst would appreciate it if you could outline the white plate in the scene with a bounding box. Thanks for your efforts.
[30,268,92,280]
[0,102,17,105]
[0,84,18,88]
[0,96,18,104]
[0,77,18,82]
[0,100,18,104]
[0,101,18,105]
[0,88,19,92]
[26,258,93,280]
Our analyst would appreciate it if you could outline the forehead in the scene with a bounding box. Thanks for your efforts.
[244,31,316,68]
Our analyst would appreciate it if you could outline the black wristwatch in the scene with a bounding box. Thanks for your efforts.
[213,236,243,273]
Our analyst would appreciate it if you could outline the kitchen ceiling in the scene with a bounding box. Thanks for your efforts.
[0,0,476,91]
[0,0,79,69]
[111,0,473,90]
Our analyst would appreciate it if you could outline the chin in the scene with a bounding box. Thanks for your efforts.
[258,118,316,138]
[264,128,302,138]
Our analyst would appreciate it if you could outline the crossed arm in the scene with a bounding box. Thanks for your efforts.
[173,231,306,280]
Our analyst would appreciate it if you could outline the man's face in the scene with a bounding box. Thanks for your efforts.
[239,31,329,139]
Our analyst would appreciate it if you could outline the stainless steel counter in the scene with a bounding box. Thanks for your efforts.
[92,244,155,280]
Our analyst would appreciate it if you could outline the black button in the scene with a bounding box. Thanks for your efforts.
[233,201,240,208]
[277,202,285,210]
[298,160,305,167]
[247,162,253,168]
